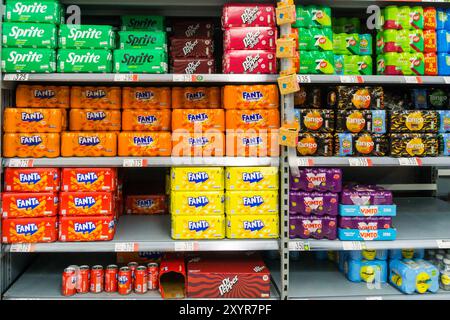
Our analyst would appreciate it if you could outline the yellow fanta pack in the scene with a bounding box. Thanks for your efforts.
[170,167,224,191]
[171,215,225,240]
[226,191,278,215]
[226,214,279,239]
[225,167,279,190]
[171,191,224,215]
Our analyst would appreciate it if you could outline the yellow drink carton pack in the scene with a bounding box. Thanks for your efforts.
[226,190,279,215]
[225,167,279,191]
[170,167,224,191]
[171,191,224,215]
[171,215,225,240]
[226,214,279,239]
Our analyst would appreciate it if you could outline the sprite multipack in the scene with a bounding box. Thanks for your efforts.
[57,49,113,73]
[121,16,165,31]
[118,31,167,50]
[1,48,56,72]
[113,49,168,73]
[58,25,116,49]
[5,0,63,24]
[2,22,57,48]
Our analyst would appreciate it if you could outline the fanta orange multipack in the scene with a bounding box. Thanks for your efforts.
[172,132,225,157]
[16,85,70,109]
[122,109,171,131]
[69,109,121,131]
[61,132,118,157]
[59,191,114,216]
[122,87,171,109]
[118,132,172,156]
[3,133,60,158]
[4,108,65,133]
[2,216,58,243]
[2,192,58,218]
[225,109,280,131]
[58,215,115,242]
[70,86,121,109]
[226,131,280,157]
[61,168,117,192]
[125,195,167,215]
[172,87,221,109]
[172,109,225,132]
[222,85,279,109]
[4,168,60,192]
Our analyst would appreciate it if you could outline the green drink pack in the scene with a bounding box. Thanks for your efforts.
[2,48,56,73]
[293,5,331,28]
[334,33,372,56]
[118,31,167,50]
[57,49,113,73]
[2,22,57,48]
[59,25,115,49]
[121,16,165,31]
[114,49,168,73]
[334,55,372,75]
[5,0,61,24]
[299,51,334,74]
[298,27,333,51]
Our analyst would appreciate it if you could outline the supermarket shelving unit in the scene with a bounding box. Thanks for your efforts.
[1,0,450,301]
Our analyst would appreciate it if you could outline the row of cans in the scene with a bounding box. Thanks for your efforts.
[62,262,159,296]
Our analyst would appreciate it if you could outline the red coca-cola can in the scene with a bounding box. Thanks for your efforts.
[62,266,77,296]
[104,265,118,293]
[134,266,148,294]
[90,265,104,293]
[76,265,90,294]
[127,262,138,287]
[147,262,159,290]
[118,266,132,295]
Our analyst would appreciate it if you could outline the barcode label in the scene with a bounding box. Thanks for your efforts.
[437,240,450,249]
[398,158,422,166]
[8,159,34,167]
[114,243,138,252]
[4,73,29,81]
[173,74,205,82]
[123,159,147,167]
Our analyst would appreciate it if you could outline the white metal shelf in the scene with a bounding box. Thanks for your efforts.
[3,255,280,300]
[290,197,450,251]
[4,215,280,253]
[287,259,450,300]
[3,157,280,168]
[290,157,450,168]
[298,75,450,85]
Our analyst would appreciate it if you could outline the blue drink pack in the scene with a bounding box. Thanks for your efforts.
[389,259,439,294]
[338,228,397,241]
[389,249,425,260]
[345,259,388,283]
[438,53,450,75]
[348,250,388,261]
[339,204,397,217]
[338,251,349,272]
[437,30,450,53]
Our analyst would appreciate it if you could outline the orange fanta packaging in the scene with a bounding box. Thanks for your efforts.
[125,195,167,215]
[2,192,58,218]
[71,86,121,109]
[172,109,225,132]
[4,108,65,133]
[69,109,121,131]
[122,109,171,131]
[122,87,171,109]
[16,85,70,108]
[58,215,116,242]
[3,133,60,158]
[225,109,280,131]
[172,87,221,108]
[2,216,58,243]
[61,132,117,157]
[172,132,225,157]
[226,131,280,157]
[59,191,114,216]
[4,168,60,192]
[61,168,117,192]
[118,132,172,156]
[222,85,279,109]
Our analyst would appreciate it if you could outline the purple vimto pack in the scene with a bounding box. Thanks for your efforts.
[290,191,339,216]
[290,168,343,193]
[289,215,337,240]
[340,184,393,205]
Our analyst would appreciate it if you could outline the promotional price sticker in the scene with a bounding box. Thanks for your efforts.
[349,158,373,167]
[342,241,367,251]
[174,242,199,252]
[404,76,423,84]
[10,243,35,252]
[8,159,34,167]
[173,74,205,82]
[340,76,364,84]
[289,241,311,251]
[4,73,29,81]
[114,74,139,82]
[123,159,148,167]
[444,77,450,84]
[398,158,422,166]
[437,240,450,249]
[114,242,139,252]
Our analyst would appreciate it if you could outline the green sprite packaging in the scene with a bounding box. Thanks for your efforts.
[57,49,113,73]
[113,49,168,73]
[121,16,165,31]
[299,51,334,74]
[298,27,333,51]
[5,0,61,24]
[2,22,57,48]
[58,24,115,49]
[1,48,56,73]
[118,31,167,50]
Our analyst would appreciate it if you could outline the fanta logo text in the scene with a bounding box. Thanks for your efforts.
[34,89,55,98]
[86,90,106,98]
[242,137,263,146]
[188,172,209,183]
[133,136,154,146]
[136,199,154,208]
[10,26,45,39]
[242,91,263,101]
[218,276,239,296]
[187,113,208,122]
[118,275,129,284]
[242,172,263,183]
[74,196,96,208]
[20,135,42,146]
[241,113,263,123]
[68,28,102,40]
[241,7,259,24]
[74,222,97,234]
[243,220,265,232]
[78,136,100,146]
[188,220,209,232]
[15,223,38,235]
[21,112,44,122]
[135,91,154,100]
[76,172,98,184]
[13,2,47,15]
[19,173,41,185]
[188,196,209,208]
[188,137,209,146]
[243,196,264,207]
[185,92,205,101]
[137,115,157,124]
[16,198,40,210]
[86,111,106,121]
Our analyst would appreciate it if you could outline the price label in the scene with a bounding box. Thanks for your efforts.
[114,74,139,82]
[173,74,205,82]
[437,240,450,249]
[398,158,422,166]
[404,76,423,84]
[4,73,29,81]
[114,243,139,252]
[349,158,373,167]
[8,159,34,167]
[444,77,450,84]
[174,242,199,251]
[342,241,367,251]
[289,241,311,251]
[10,243,35,252]
[366,296,383,300]
[297,158,314,167]
[340,76,364,84]
[297,75,312,83]
[123,159,148,167]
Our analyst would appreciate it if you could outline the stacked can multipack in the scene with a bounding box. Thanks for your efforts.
[1,0,62,73]
[222,3,277,74]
